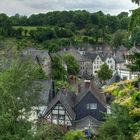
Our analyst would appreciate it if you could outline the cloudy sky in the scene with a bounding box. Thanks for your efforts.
[0,0,138,16]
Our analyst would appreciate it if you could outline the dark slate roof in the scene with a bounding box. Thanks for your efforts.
[114,53,125,63]
[74,115,102,133]
[118,45,128,51]
[128,47,140,55]
[44,90,76,120]
[76,81,106,107]
[107,72,121,86]
[84,52,98,61]
[33,80,52,105]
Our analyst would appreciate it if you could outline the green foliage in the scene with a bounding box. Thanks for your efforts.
[64,54,80,76]
[98,63,112,81]
[131,26,140,46]
[35,123,64,140]
[127,52,140,73]
[30,27,56,42]
[113,30,129,47]
[51,55,67,81]
[0,58,42,139]
[98,104,133,140]
[129,8,140,33]
[101,81,140,140]
[64,130,86,140]
[131,0,140,5]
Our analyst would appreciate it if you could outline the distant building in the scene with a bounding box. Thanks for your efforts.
[85,52,116,76]
[117,63,138,80]
[22,48,51,75]
[59,50,93,76]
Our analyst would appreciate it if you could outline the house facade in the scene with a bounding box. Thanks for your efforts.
[105,56,116,71]
[92,54,104,75]
[43,80,107,132]
[85,53,116,76]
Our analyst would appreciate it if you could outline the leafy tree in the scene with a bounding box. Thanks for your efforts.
[64,130,86,140]
[127,52,140,75]
[64,54,80,76]
[54,27,73,38]
[51,55,67,81]
[98,64,112,83]
[103,82,140,140]
[35,123,64,140]
[131,26,140,46]
[98,104,133,140]
[131,0,140,5]
[30,27,56,42]
[0,58,43,140]
[113,30,126,47]
[0,13,13,37]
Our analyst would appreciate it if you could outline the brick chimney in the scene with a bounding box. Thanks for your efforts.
[84,80,91,89]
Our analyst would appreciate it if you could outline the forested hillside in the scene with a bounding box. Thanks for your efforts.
[0,10,140,52]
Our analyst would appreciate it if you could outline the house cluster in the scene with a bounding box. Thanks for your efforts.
[60,45,140,81]
[39,79,108,133]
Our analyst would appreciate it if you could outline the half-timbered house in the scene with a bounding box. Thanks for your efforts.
[43,80,107,132]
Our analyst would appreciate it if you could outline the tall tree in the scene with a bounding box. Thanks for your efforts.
[0,58,43,139]
[98,63,112,83]
[51,55,67,81]
[64,54,80,76]
[132,0,140,5]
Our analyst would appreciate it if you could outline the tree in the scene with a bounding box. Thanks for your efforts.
[98,63,112,83]
[102,81,140,140]
[30,27,56,42]
[98,104,133,140]
[51,55,67,81]
[64,54,80,76]
[113,30,127,47]
[64,54,80,75]
[131,0,140,5]
[129,0,140,33]
[0,57,43,139]
[35,123,64,140]
[127,52,140,75]
[64,130,86,140]
[131,26,140,46]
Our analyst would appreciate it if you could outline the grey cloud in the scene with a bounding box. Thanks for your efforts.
[0,0,138,16]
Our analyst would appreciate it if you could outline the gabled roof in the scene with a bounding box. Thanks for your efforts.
[74,115,103,133]
[84,52,100,61]
[107,72,121,86]
[128,46,140,55]
[33,80,52,105]
[44,90,76,120]
[118,45,128,51]
[76,81,106,107]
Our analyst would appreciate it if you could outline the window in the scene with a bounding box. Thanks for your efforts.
[86,104,90,110]
[90,103,97,109]
[87,103,97,110]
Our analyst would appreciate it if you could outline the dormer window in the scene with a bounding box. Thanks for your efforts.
[86,103,97,110]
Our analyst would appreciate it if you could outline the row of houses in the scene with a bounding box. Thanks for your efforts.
[61,45,140,80]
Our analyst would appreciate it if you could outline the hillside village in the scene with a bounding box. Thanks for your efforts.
[0,0,140,139]
[1,43,139,133]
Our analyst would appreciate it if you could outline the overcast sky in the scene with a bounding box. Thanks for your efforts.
[0,0,138,16]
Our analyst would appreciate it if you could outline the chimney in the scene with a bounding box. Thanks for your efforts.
[52,80,55,99]
[78,84,81,93]
[49,80,55,102]
[84,80,91,89]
